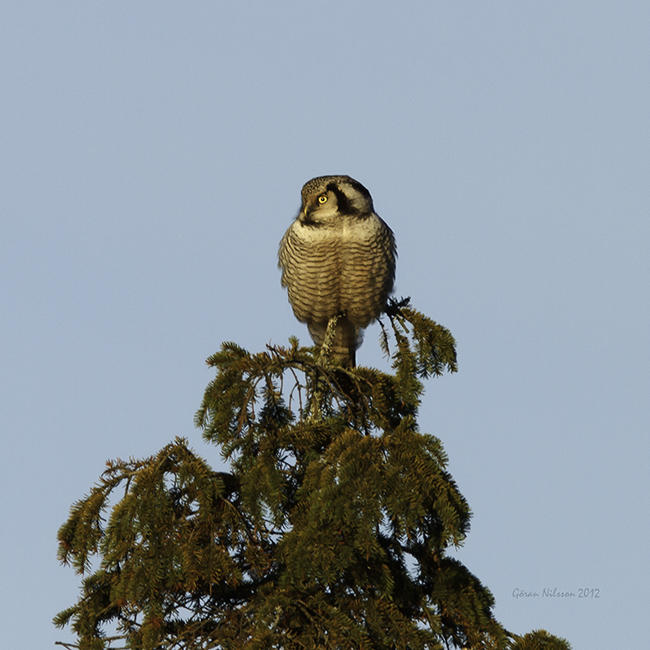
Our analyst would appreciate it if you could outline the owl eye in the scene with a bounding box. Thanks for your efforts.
[317,194,328,204]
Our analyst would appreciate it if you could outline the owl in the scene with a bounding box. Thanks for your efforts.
[278,175,396,367]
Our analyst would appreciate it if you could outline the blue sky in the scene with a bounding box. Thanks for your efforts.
[1,2,648,648]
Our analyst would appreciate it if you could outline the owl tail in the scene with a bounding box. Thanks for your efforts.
[308,318,360,368]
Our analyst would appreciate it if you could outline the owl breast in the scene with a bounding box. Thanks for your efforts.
[278,214,395,329]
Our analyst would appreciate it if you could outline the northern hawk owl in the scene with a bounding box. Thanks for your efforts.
[278,175,396,366]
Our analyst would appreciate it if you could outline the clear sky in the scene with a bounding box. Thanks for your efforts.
[1,2,647,648]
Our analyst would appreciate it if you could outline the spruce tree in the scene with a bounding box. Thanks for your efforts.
[55,300,570,649]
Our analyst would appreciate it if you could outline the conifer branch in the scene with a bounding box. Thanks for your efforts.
[55,299,570,649]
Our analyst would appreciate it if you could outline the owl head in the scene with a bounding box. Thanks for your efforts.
[298,175,374,225]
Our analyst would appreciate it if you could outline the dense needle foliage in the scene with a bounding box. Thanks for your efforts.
[55,301,570,649]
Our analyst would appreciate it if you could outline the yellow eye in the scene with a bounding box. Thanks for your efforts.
[317,194,328,204]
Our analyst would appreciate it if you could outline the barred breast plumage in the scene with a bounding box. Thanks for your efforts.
[278,175,396,367]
